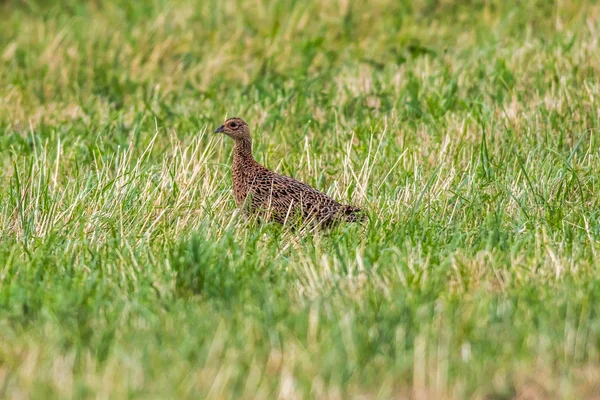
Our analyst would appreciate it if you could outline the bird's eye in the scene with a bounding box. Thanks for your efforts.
[229,122,238,128]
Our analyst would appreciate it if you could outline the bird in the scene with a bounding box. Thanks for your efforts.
[214,117,364,227]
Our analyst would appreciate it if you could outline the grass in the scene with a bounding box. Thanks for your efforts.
[1,0,600,398]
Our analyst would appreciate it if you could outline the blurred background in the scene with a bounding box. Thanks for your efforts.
[1,0,595,152]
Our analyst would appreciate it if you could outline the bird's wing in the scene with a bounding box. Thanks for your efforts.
[247,170,342,221]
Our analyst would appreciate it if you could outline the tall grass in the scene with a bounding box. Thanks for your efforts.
[1,0,600,398]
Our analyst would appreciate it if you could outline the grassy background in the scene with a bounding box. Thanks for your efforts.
[1,0,600,398]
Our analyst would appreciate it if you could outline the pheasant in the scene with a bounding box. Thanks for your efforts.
[214,117,364,227]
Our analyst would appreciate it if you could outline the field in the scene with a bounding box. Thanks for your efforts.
[1,0,600,398]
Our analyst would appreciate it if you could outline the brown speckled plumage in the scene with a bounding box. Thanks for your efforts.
[214,117,364,226]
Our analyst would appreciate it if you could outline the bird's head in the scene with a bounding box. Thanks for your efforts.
[214,117,250,141]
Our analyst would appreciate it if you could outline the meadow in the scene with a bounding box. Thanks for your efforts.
[1,0,600,398]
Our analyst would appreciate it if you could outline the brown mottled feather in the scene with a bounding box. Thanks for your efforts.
[215,117,364,227]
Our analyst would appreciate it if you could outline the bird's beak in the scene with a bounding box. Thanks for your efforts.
[214,125,224,133]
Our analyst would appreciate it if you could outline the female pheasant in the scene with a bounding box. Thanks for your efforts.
[214,117,363,227]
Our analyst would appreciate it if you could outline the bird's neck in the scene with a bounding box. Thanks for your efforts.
[231,138,255,206]
[233,138,254,161]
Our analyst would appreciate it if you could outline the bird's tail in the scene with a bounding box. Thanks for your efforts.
[341,205,366,223]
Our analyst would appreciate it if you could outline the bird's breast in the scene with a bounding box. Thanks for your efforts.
[231,162,249,207]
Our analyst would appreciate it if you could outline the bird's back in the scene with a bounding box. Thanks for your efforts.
[239,160,362,226]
